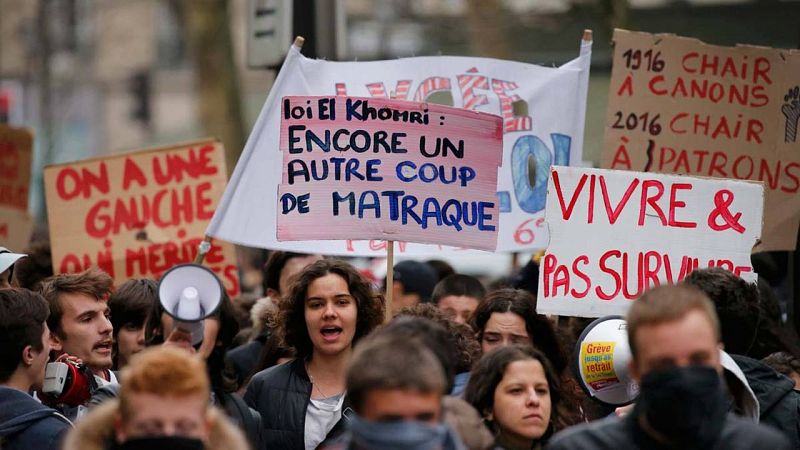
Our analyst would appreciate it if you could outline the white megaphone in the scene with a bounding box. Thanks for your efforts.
[573,316,639,406]
[158,263,223,346]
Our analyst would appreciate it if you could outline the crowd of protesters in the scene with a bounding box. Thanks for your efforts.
[0,243,799,450]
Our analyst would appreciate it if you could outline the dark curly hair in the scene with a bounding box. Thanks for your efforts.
[278,259,385,359]
[465,345,568,443]
[396,303,480,373]
[470,288,567,375]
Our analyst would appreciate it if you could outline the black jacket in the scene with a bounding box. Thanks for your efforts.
[732,354,800,449]
[226,331,267,386]
[547,410,789,450]
[245,359,349,450]
[0,386,72,450]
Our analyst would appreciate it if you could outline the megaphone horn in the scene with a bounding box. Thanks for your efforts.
[573,315,639,407]
[158,263,223,346]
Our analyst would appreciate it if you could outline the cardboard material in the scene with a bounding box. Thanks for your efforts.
[0,208,33,251]
[0,124,33,212]
[537,166,763,318]
[602,29,800,251]
[208,38,592,256]
[276,95,503,250]
[44,139,240,297]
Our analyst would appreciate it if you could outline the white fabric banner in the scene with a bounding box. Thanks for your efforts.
[207,40,592,256]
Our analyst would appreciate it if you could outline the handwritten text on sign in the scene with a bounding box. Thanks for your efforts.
[43,140,240,296]
[602,29,799,251]
[277,96,504,250]
[537,166,763,318]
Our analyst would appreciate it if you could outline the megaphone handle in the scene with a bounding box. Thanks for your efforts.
[195,236,212,264]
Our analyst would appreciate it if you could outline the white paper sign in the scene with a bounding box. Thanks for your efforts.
[207,39,591,256]
[537,166,764,318]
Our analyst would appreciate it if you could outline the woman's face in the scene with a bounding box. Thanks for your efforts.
[492,359,552,447]
[304,273,358,358]
[481,311,530,354]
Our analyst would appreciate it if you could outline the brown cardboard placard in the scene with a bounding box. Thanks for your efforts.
[0,124,33,212]
[0,207,33,251]
[44,139,241,297]
[602,29,800,251]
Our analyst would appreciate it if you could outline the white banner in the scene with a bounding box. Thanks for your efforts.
[537,166,764,318]
[208,40,591,256]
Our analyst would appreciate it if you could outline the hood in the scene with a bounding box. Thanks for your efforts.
[730,353,795,416]
[0,387,69,436]
[62,399,250,450]
[721,350,761,421]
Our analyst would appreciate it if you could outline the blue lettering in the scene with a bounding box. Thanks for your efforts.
[366,159,383,181]
[381,190,404,220]
[332,191,355,216]
[401,195,422,225]
[396,161,417,182]
[288,125,305,154]
[358,191,380,218]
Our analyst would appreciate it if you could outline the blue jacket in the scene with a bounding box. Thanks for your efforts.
[0,386,72,450]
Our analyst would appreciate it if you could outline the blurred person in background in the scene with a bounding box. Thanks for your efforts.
[465,346,567,449]
[548,285,789,450]
[323,332,469,450]
[63,346,248,450]
[0,246,27,288]
[426,259,456,281]
[432,274,487,325]
[387,260,438,315]
[245,259,384,450]
[763,352,800,390]
[109,279,157,370]
[0,289,71,450]
[12,240,53,291]
[380,315,492,450]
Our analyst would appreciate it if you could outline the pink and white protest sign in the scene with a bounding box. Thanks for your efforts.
[206,37,591,256]
[537,166,764,317]
[277,96,503,251]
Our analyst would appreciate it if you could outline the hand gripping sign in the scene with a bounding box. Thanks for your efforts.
[537,166,763,318]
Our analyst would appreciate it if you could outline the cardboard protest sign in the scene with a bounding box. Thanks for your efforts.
[602,29,800,251]
[44,139,240,296]
[537,166,763,318]
[0,124,32,212]
[208,38,592,256]
[277,96,503,250]
[0,208,33,251]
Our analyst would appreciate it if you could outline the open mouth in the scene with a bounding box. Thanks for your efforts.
[94,340,113,353]
[320,326,343,341]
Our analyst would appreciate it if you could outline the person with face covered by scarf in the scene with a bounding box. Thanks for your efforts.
[62,346,249,450]
[548,285,789,450]
[321,332,467,450]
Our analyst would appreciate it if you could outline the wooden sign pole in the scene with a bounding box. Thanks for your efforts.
[385,240,394,322]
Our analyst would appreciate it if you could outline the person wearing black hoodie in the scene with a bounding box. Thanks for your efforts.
[0,288,71,449]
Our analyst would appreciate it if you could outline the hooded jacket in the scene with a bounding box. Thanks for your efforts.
[62,399,250,450]
[0,386,72,450]
[731,354,800,449]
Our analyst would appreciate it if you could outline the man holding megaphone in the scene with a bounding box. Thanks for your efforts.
[38,268,116,419]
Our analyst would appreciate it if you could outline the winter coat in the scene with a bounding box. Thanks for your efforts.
[546,411,790,450]
[732,354,800,449]
[442,396,494,450]
[0,386,72,450]
[245,358,349,450]
[62,398,250,450]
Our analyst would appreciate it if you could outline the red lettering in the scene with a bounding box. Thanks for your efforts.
[648,75,667,95]
[571,256,591,298]
[638,180,667,226]
[753,57,772,85]
[596,250,622,301]
[551,171,588,221]
[668,183,696,228]
[617,74,634,96]
[600,177,639,225]
[782,162,800,193]
[122,157,148,190]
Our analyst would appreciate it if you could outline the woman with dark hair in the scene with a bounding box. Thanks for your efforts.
[465,345,568,449]
[470,289,566,374]
[244,259,385,450]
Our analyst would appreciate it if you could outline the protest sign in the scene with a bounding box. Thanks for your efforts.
[0,124,32,212]
[0,208,33,251]
[0,124,34,251]
[602,29,800,251]
[537,166,763,318]
[208,36,592,256]
[44,139,240,296]
[277,95,503,250]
